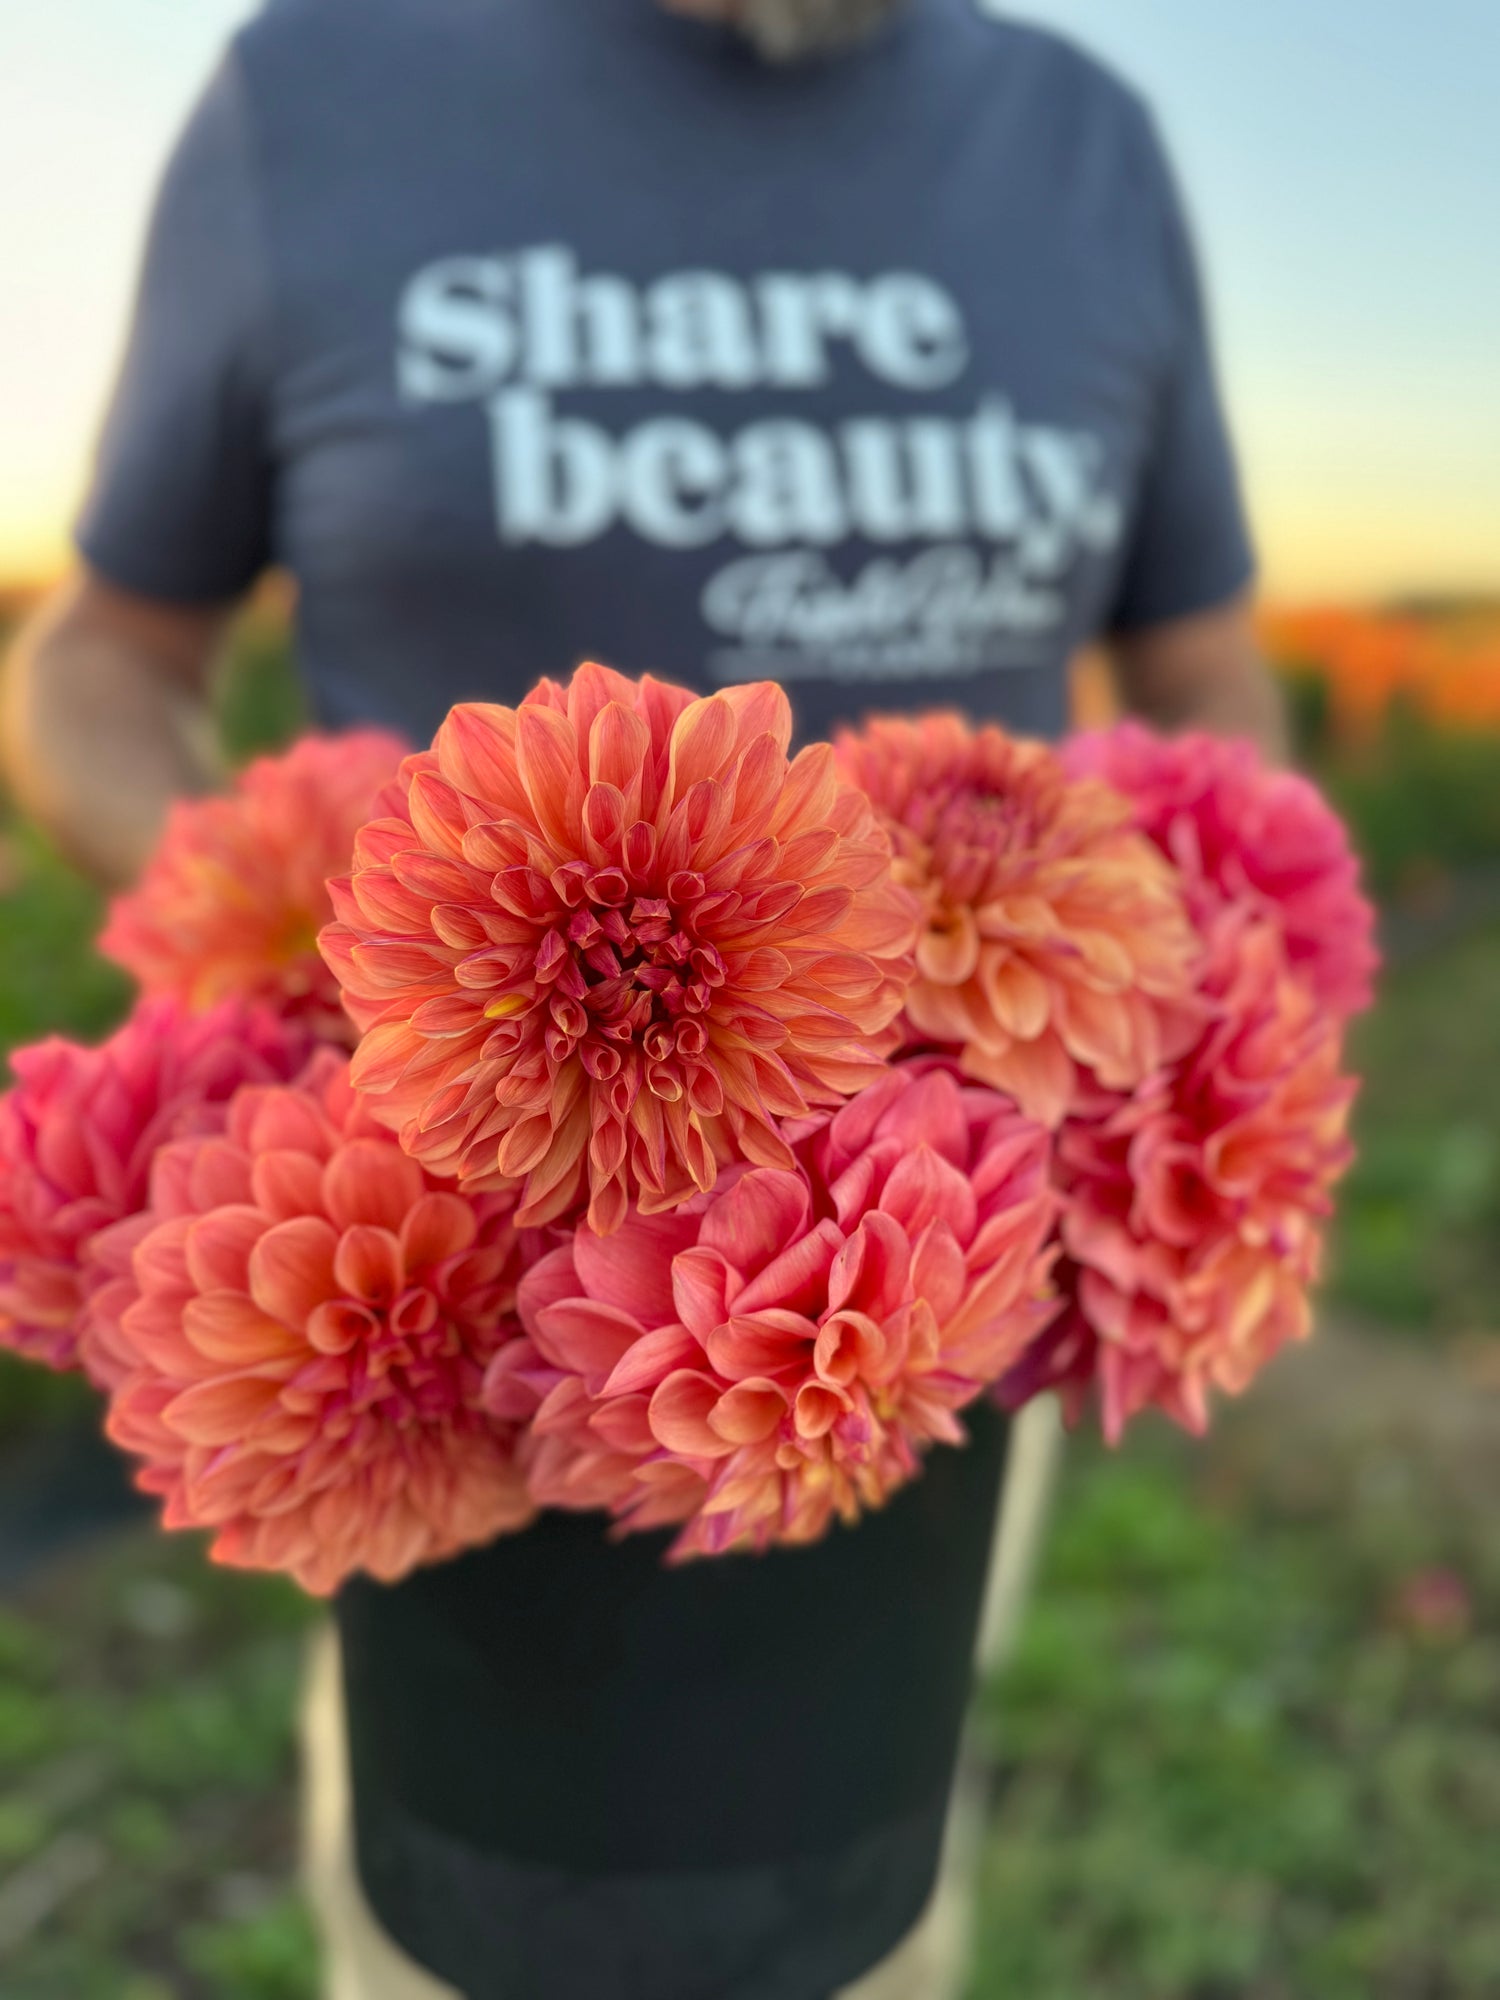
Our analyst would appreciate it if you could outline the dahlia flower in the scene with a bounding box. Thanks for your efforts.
[101,730,408,1043]
[999,914,1356,1442]
[103,1051,534,1595]
[0,997,310,1386]
[1063,721,1377,1020]
[321,665,917,1235]
[835,713,1200,1127]
[484,1063,1057,1558]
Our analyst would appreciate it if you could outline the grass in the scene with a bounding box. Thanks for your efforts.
[1330,922,1500,1334]
[0,1536,316,2000]
[972,1428,1500,1999]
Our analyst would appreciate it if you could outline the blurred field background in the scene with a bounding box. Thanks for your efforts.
[1,592,1499,1998]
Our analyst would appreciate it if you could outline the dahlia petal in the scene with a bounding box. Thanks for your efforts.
[706,1311,817,1382]
[731,1219,844,1319]
[708,1379,788,1444]
[247,1217,340,1326]
[183,1290,303,1366]
[305,1299,379,1355]
[185,1139,256,1211]
[332,1225,404,1306]
[649,1371,737,1458]
[323,1138,427,1232]
[588,700,652,794]
[671,1245,737,1341]
[531,1299,646,1384]
[915,908,980,986]
[601,1323,703,1397]
[669,694,738,796]
[574,1206,702,1325]
[400,1192,480,1272]
[184,1207,270,1296]
[699,1168,810,1274]
[828,1211,911,1321]
[251,1147,327,1223]
[516,706,583,852]
[164,1373,284,1445]
[878,1145,977,1243]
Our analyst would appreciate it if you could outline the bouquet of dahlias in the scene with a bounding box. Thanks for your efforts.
[0,668,1376,1595]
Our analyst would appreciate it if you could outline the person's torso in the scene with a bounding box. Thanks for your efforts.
[239,0,1177,743]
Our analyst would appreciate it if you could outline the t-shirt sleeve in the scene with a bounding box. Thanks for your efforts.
[1107,113,1256,633]
[75,52,274,604]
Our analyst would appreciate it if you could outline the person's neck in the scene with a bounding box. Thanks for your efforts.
[655,0,916,65]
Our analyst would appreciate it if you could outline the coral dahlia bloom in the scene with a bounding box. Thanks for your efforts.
[835,713,1200,1126]
[321,664,917,1234]
[485,1064,1057,1558]
[1063,721,1378,1019]
[0,998,309,1386]
[101,730,408,1043]
[104,1051,533,1595]
[999,914,1356,1442]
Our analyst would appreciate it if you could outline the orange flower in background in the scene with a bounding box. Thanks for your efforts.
[103,1051,534,1594]
[836,713,1199,1127]
[321,665,918,1235]
[1259,603,1500,741]
[101,731,408,1044]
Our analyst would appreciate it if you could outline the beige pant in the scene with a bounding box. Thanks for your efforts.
[302,1400,1064,2000]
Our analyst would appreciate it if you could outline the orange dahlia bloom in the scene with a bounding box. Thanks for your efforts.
[0,998,310,1387]
[103,1051,534,1594]
[835,713,1200,1127]
[485,1064,1057,1558]
[999,914,1357,1442]
[101,731,408,1044]
[321,665,917,1235]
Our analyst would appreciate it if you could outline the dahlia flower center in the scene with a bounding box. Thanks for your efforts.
[930,789,1027,864]
[495,863,731,1106]
[309,1268,474,1432]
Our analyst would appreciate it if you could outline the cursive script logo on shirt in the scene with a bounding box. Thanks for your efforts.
[395,244,1123,681]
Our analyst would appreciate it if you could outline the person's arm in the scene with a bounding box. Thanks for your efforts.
[1,570,231,886]
[1101,106,1284,754]
[1109,591,1287,759]
[4,47,277,886]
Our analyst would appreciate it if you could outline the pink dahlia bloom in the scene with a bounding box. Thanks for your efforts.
[1063,721,1378,1020]
[835,713,1200,1127]
[0,998,310,1385]
[104,1051,534,1595]
[999,914,1357,1442]
[321,664,918,1235]
[485,1064,1057,1558]
[100,730,408,1044]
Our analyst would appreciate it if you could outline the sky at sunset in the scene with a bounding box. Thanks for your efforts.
[1,0,1495,600]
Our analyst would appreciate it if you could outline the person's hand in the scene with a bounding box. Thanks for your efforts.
[1,568,229,887]
[1108,591,1288,759]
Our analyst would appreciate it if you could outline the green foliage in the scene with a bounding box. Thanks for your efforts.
[0,820,131,1057]
[972,1440,1500,1999]
[1329,922,1500,1332]
[1301,698,1500,900]
[0,1538,316,2000]
[182,1894,319,2000]
[214,618,308,767]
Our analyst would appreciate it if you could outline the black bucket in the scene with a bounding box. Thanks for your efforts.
[337,1400,1008,2000]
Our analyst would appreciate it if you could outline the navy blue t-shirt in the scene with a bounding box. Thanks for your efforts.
[78,0,1253,750]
